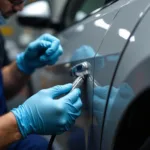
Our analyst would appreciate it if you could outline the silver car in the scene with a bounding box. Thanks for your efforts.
[17,0,150,149]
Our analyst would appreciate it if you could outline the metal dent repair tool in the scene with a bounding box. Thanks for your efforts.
[48,61,91,150]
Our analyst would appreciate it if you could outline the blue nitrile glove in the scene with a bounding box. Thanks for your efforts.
[11,83,82,138]
[16,33,63,74]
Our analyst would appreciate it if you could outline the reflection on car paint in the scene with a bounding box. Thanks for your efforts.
[71,45,96,62]
[95,13,101,18]
[94,19,110,30]
[118,28,135,42]
[75,24,85,32]
[108,83,134,114]
[106,54,120,62]
[90,82,134,149]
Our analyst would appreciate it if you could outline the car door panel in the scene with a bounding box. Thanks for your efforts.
[30,0,148,149]
[57,10,119,64]
[96,0,150,56]
[100,0,150,150]
[90,0,150,149]
[30,5,120,150]
[48,1,140,149]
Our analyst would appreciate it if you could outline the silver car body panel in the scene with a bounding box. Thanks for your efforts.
[57,10,119,64]
[31,0,150,149]
[38,5,120,149]
[101,0,150,150]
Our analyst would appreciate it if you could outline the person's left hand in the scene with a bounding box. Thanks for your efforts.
[16,33,63,74]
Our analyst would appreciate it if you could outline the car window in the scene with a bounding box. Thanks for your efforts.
[81,0,105,14]
[75,0,112,21]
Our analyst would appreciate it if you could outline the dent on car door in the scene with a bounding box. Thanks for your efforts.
[95,0,150,150]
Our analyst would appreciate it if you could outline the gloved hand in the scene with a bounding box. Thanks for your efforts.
[11,83,82,138]
[16,33,63,74]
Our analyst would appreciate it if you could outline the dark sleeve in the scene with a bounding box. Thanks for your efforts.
[0,33,5,67]
[0,33,10,67]
[2,46,10,66]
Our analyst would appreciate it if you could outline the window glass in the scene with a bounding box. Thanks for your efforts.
[81,0,105,14]
[75,0,109,21]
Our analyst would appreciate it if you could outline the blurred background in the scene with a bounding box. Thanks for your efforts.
[1,0,101,110]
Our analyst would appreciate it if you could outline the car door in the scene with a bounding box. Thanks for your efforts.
[94,0,150,150]
[30,0,134,150]
[31,2,119,150]
[85,0,146,149]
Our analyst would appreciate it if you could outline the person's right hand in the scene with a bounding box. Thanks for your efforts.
[11,84,82,138]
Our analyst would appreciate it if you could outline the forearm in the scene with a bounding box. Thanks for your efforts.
[2,61,30,99]
[0,112,22,149]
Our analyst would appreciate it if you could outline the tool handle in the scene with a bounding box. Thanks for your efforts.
[71,76,84,91]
